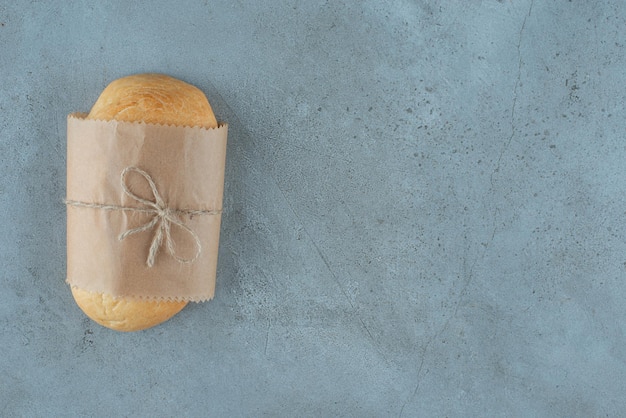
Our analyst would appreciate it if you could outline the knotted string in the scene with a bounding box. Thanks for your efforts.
[65,166,221,267]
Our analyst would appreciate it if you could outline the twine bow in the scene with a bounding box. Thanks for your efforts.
[65,166,221,267]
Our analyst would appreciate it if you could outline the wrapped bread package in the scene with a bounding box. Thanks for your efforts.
[65,74,227,331]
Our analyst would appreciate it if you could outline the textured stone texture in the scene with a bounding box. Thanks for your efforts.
[1,0,626,416]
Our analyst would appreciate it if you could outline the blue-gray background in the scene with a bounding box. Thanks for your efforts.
[2,1,625,416]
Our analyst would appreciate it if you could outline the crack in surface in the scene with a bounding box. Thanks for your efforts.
[398,337,432,418]
[399,2,534,415]
[305,226,388,362]
[398,233,491,418]
[212,82,385,360]
[490,0,534,188]
[265,154,378,347]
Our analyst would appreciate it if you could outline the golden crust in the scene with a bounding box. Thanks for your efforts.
[88,73,218,128]
[71,287,187,332]
[71,73,218,332]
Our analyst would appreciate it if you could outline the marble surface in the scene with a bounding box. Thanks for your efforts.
[1,1,625,416]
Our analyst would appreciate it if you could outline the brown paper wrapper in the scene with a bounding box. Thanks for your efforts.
[66,113,228,302]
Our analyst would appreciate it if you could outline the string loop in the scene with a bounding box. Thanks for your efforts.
[65,166,221,267]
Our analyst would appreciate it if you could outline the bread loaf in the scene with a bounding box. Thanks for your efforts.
[70,73,218,332]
